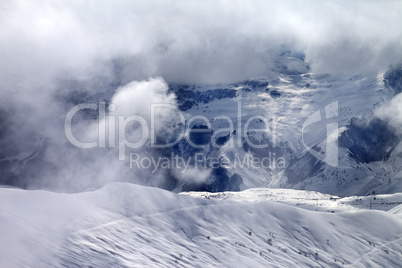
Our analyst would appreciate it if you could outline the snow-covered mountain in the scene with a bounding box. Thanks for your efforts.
[1,1,402,267]
[1,57,401,197]
[1,182,402,267]
[164,59,402,197]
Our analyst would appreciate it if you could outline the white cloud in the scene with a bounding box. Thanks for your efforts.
[0,0,401,190]
[375,93,402,131]
[1,0,401,89]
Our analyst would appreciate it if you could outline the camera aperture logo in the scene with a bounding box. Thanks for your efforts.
[302,101,339,167]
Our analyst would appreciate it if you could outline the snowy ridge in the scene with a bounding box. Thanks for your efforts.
[181,188,402,213]
[167,62,402,196]
[1,54,401,197]
[1,182,401,267]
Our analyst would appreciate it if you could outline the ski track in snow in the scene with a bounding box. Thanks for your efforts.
[1,182,402,267]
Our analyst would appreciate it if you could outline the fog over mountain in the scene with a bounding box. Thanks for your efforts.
[1,1,402,266]
[1,0,401,86]
[1,0,401,192]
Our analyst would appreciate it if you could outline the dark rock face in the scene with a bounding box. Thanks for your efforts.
[170,85,237,111]
[384,64,402,95]
[181,167,243,193]
[206,168,242,192]
[170,80,269,112]
[155,123,242,192]
[241,80,269,89]
[270,90,281,99]
[339,117,400,163]
[189,125,213,146]
[215,134,230,146]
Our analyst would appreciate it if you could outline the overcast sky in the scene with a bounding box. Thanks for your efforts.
[1,0,401,89]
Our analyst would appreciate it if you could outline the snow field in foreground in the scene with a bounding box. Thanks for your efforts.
[0,183,402,267]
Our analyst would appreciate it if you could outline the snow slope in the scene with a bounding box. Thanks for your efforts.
[1,183,402,267]
[1,54,401,198]
[167,61,402,196]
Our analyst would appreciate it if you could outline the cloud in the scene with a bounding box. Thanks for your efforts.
[1,0,401,88]
[375,93,402,131]
[0,0,401,191]
[172,167,212,185]
[110,77,175,118]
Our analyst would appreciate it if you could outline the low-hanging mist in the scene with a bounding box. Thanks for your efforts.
[0,0,402,192]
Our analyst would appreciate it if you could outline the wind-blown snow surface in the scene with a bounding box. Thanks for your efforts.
[1,183,402,267]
